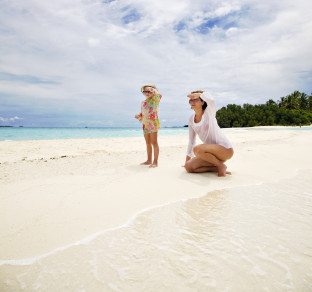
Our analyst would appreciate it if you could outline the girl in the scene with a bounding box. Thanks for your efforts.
[184,90,234,176]
[135,83,162,168]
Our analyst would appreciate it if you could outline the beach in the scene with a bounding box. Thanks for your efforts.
[1,127,312,291]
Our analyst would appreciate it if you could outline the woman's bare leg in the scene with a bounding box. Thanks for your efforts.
[141,133,152,165]
[149,132,159,168]
[185,144,233,176]
[185,157,232,175]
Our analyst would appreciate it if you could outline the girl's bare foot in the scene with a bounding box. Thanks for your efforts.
[140,161,152,165]
[149,163,158,168]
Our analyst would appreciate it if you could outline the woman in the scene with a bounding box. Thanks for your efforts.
[135,83,162,168]
[184,90,233,176]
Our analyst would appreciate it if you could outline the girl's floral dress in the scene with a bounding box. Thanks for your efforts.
[140,93,162,134]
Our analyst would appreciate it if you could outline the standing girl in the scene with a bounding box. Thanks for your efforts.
[135,83,162,168]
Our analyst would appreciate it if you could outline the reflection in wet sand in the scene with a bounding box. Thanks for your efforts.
[1,170,312,292]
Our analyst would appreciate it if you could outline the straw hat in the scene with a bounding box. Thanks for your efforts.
[141,83,157,92]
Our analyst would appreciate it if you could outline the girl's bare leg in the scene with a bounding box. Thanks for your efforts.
[185,144,233,176]
[149,132,159,168]
[141,133,152,165]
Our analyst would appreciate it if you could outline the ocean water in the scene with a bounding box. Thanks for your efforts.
[1,126,311,141]
[1,169,312,291]
[0,127,189,141]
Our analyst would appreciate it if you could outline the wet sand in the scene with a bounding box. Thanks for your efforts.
[0,127,311,261]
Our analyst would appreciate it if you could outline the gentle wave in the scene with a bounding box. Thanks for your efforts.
[1,169,312,291]
[0,199,186,267]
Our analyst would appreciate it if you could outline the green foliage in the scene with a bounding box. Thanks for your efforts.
[216,91,312,128]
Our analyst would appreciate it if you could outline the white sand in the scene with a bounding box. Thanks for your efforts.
[1,127,312,260]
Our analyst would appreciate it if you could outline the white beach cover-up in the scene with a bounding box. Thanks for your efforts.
[186,92,233,157]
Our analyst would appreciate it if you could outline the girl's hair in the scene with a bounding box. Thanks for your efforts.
[143,85,159,97]
[191,90,207,110]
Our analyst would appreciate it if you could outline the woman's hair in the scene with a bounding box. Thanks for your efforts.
[191,90,207,110]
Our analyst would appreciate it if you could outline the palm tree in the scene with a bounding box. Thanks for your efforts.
[307,94,312,112]
[299,92,308,110]
[286,91,300,110]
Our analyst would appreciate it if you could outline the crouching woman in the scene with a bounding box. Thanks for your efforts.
[184,91,233,176]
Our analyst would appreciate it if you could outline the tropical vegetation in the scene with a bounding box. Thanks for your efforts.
[216,91,312,128]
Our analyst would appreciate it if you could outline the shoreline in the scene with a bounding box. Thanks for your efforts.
[1,127,312,260]
[1,124,311,143]
[1,166,310,267]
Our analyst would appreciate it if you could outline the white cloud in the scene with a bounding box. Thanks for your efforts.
[0,116,23,122]
[87,38,100,47]
[0,0,311,126]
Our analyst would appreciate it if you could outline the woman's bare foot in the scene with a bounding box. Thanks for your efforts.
[149,163,158,168]
[140,160,152,165]
[217,163,228,176]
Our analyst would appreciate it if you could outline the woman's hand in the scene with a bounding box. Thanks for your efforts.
[187,93,201,99]
[182,155,191,167]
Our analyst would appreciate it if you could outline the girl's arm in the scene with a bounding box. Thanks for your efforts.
[134,113,143,122]
[150,93,162,104]
[150,87,162,102]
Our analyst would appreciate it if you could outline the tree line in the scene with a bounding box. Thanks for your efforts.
[216,91,312,128]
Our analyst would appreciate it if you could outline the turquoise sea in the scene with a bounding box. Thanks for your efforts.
[1,126,311,141]
[0,127,189,141]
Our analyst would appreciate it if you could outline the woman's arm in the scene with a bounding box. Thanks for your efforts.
[186,120,196,158]
[199,92,216,117]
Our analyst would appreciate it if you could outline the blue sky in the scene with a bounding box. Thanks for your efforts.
[0,0,311,127]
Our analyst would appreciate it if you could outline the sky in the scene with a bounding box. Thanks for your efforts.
[0,0,311,127]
